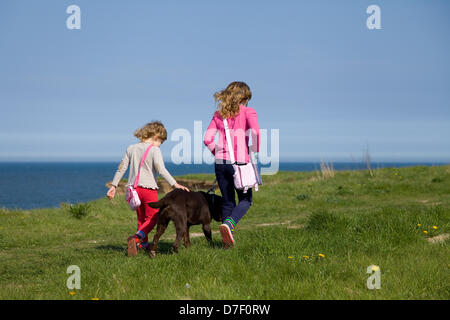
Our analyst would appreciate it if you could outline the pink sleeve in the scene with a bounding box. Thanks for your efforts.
[204,115,218,155]
[246,107,260,153]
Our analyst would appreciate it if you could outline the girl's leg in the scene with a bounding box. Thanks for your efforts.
[215,163,236,222]
[229,188,252,226]
[128,206,145,256]
[135,188,159,245]
[135,202,146,241]
[221,188,252,237]
[216,163,239,247]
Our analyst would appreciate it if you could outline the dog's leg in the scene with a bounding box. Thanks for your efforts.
[172,215,187,253]
[184,225,191,248]
[173,233,184,253]
[173,227,186,253]
[201,206,213,242]
[149,214,170,258]
[202,223,212,242]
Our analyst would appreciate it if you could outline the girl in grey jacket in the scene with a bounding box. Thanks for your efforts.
[107,121,189,256]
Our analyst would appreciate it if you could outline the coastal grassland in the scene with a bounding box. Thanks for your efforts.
[0,165,449,299]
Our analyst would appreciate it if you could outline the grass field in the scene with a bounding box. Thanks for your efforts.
[0,165,449,300]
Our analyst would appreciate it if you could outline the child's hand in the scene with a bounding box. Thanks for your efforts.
[107,186,116,200]
[174,183,190,192]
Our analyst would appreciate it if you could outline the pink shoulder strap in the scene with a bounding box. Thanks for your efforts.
[133,144,153,188]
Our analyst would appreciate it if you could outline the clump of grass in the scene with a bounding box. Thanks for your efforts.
[416,222,442,238]
[362,149,375,178]
[325,196,343,204]
[431,177,443,183]
[306,210,346,232]
[296,193,311,201]
[336,185,354,196]
[319,161,335,180]
[288,253,326,264]
[68,203,91,219]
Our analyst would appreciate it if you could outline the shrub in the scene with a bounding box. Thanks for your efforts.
[336,185,354,196]
[431,177,443,183]
[306,210,348,232]
[68,203,91,219]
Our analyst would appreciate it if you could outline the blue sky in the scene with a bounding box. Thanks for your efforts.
[0,0,449,163]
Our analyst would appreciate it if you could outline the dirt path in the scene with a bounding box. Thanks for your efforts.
[426,233,450,244]
[163,220,304,240]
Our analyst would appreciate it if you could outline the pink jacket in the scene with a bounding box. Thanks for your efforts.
[204,105,260,164]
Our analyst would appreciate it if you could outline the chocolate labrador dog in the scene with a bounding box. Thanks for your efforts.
[147,189,222,257]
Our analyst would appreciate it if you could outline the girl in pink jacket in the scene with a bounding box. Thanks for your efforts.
[204,81,260,248]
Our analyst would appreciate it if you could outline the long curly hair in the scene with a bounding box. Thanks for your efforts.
[134,121,167,142]
[214,81,252,119]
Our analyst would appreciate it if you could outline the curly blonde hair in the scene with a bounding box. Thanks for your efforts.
[214,81,252,119]
[134,121,167,142]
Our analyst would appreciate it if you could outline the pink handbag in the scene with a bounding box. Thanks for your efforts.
[223,119,261,193]
[126,144,153,210]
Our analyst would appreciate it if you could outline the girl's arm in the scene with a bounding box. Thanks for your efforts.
[107,149,130,199]
[246,107,260,153]
[203,116,218,155]
[153,147,189,192]
[111,149,130,187]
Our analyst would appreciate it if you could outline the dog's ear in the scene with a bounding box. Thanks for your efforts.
[200,191,211,203]
[200,191,215,215]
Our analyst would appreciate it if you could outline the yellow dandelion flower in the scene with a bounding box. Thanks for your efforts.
[69,291,76,296]
[423,230,428,235]
[302,256,309,259]
[417,224,421,227]
[91,297,100,300]
[318,253,325,258]
[288,256,293,259]
[432,226,438,230]
[394,172,398,176]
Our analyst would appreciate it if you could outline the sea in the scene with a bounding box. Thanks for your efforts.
[0,162,446,210]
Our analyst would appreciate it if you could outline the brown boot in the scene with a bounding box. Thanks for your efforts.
[127,235,139,257]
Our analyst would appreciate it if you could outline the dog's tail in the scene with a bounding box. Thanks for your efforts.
[148,189,183,208]
[148,198,166,208]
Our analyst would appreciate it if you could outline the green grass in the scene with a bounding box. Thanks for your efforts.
[0,165,449,299]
